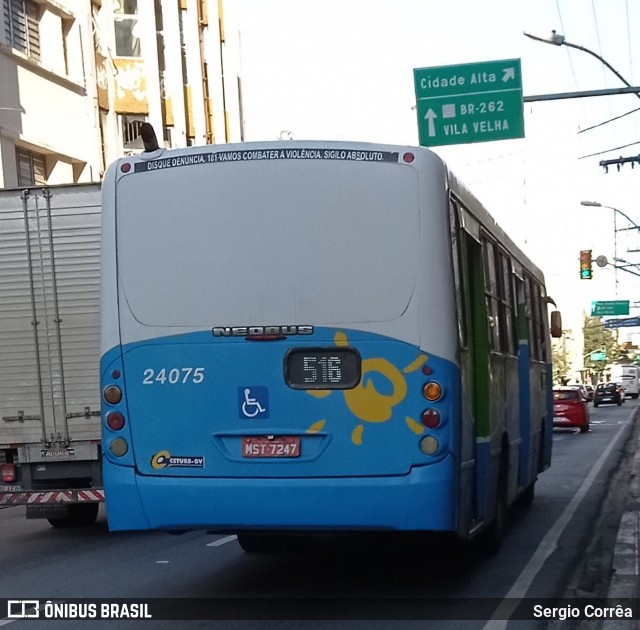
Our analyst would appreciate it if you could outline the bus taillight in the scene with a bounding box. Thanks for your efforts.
[103,385,122,405]
[419,436,439,455]
[421,408,441,429]
[423,381,442,401]
[107,412,125,431]
[110,439,129,457]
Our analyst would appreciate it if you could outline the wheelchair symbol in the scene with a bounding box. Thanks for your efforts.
[240,386,268,418]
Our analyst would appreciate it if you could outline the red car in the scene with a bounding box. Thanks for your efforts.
[553,387,590,433]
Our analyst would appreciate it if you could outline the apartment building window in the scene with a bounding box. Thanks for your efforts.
[113,0,140,57]
[120,114,146,152]
[4,0,41,61]
[16,147,46,186]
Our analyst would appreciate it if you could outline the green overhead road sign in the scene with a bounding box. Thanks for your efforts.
[590,351,606,361]
[591,300,630,316]
[413,59,524,147]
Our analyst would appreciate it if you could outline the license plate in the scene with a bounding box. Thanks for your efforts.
[242,436,301,458]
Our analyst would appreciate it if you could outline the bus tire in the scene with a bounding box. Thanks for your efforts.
[236,533,311,553]
[478,455,508,554]
[519,480,535,507]
[237,534,273,553]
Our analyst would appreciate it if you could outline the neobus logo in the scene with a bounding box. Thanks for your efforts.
[212,325,314,337]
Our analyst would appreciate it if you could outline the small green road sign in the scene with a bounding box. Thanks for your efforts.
[590,351,606,361]
[591,300,630,316]
[413,59,524,147]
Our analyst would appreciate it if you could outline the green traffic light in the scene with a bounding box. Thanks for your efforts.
[579,249,593,279]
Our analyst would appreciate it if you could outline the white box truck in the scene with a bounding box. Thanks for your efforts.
[0,184,103,526]
[609,363,640,400]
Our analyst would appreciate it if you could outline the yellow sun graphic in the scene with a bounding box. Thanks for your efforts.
[305,332,428,445]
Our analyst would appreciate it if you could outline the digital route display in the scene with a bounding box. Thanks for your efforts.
[285,348,361,390]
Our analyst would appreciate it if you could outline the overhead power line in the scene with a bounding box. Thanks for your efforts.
[578,106,640,134]
[579,140,640,160]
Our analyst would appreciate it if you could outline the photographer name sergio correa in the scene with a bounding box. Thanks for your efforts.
[533,604,634,621]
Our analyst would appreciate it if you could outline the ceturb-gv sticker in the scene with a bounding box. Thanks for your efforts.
[151,451,204,469]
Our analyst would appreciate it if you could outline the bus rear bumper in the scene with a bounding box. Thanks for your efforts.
[103,455,457,533]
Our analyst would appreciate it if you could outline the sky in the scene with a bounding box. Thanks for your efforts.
[227,0,640,355]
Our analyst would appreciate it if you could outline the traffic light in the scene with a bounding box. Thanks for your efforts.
[580,249,593,279]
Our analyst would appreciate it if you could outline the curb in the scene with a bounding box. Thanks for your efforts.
[603,421,640,629]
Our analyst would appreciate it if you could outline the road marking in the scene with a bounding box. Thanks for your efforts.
[482,415,632,629]
[207,535,237,547]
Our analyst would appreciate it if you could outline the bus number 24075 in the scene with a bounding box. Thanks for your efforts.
[142,367,205,385]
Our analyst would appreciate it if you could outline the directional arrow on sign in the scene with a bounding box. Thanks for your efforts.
[424,108,437,137]
[502,67,515,82]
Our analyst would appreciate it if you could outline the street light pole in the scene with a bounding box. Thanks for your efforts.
[523,30,640,100]
[581,201,640,296]
[580,201,640,231]
[614,211,618,295]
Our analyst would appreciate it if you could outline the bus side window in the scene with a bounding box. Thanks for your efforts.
[524,276,536,360]
[449,198,468,349]
[497,249,516,356]
[524,275,547,362]
[482,235,501,352]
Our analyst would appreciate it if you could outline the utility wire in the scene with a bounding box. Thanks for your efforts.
[579,140,640,160]
[556,0,580,94]
[578,106,640,134]
[591,0,608,89]
[627,0,635,85]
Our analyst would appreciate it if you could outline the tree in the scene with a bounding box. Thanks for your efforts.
[583,316,622,378]
[551,341,571,385]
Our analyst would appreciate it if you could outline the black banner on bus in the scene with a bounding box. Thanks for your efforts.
[133,148,401,173]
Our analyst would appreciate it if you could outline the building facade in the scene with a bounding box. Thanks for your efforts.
[0,0,242,188]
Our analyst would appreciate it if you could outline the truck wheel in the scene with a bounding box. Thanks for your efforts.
[47,503,99,528]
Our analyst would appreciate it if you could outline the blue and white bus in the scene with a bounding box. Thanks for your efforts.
[100,136,561,550]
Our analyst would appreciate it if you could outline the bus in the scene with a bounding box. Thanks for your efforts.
[608,364,639,399]
[100,134,561,551]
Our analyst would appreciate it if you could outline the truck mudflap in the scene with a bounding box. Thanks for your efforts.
[0,488,104,506]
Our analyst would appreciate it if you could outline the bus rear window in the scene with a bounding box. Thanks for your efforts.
[115,159,420,328]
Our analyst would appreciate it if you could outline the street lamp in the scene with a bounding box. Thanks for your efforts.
[523,30,640,100]
[580,201,640,231]
[581,201,640,294]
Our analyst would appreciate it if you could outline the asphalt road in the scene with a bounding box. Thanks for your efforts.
[1,400,638,629]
